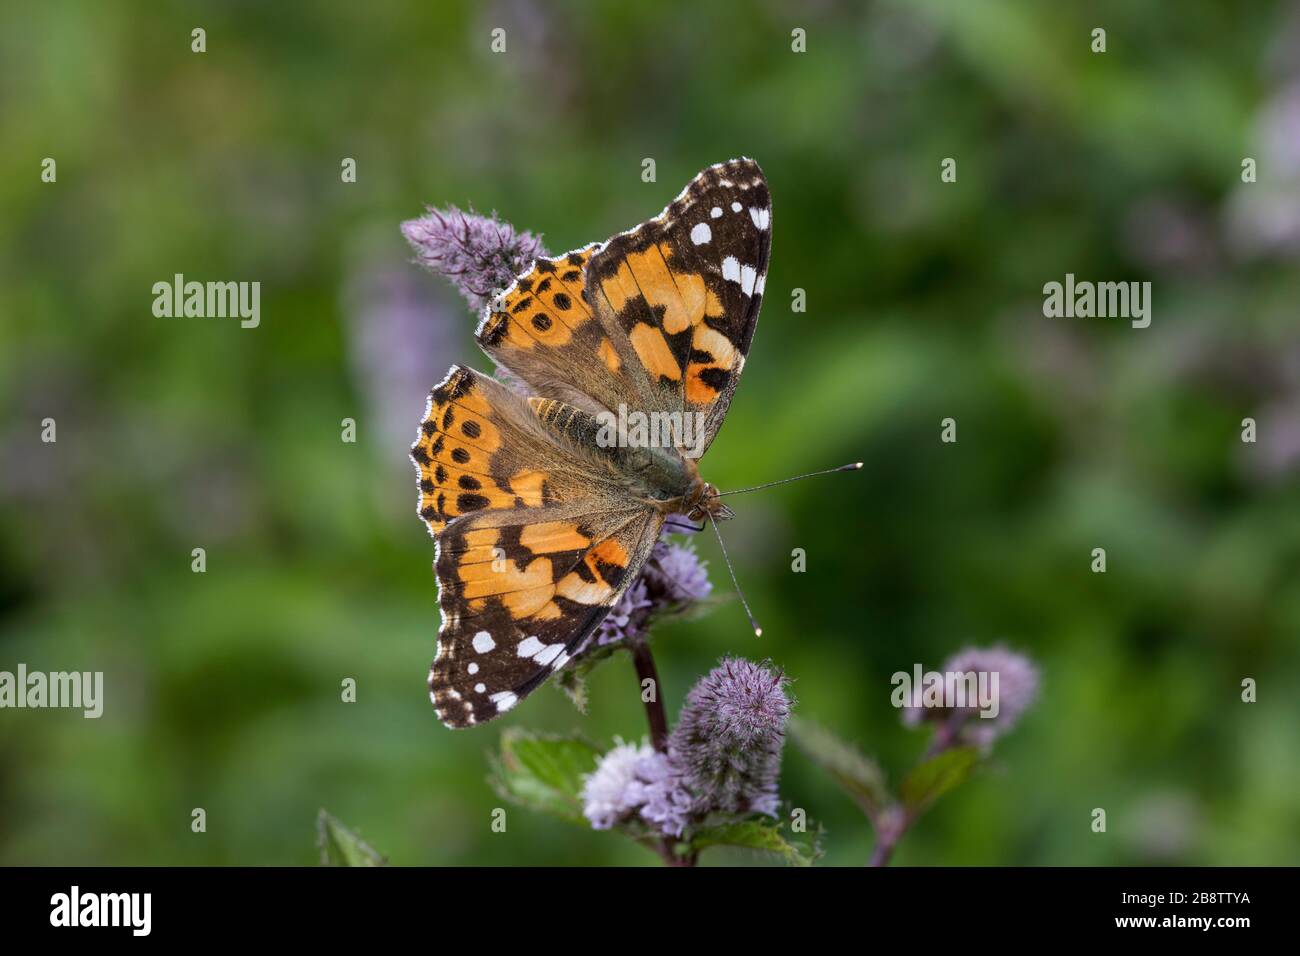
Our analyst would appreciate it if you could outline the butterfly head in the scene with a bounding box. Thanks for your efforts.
[685,481,734,522]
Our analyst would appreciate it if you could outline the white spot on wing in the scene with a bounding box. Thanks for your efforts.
[475,682,486,693]
[472,631,495,654]
[490,691,518,712]
[740,265,757,296]
[534,643,566,666]
[749,206,769,230]
[467,662,479,675]
[722,256,741,283]
[690,222,711,245]
[710,206,722,219]
[514,636,567,666]
[731,201,742,213]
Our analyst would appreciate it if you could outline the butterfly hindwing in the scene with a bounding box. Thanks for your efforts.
[584,157,771,456]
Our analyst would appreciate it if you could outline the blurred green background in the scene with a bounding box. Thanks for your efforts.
[2,0,1298,866]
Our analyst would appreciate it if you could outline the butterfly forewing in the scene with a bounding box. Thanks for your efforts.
[430,504,661,726]
[583,158,771,456]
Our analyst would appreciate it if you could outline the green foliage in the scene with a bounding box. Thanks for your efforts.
[488,730,601,826]
[899,748,980,816]
[790,717,891,824]
[687,817,824,867]
[317,810,387,867]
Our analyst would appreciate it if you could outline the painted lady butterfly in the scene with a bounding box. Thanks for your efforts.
[412,158,773,727]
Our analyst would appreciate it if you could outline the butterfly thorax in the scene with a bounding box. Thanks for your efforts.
[622,451,728,523]
[528,395,730,520]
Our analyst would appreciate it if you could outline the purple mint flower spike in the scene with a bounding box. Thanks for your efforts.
[940,644,1039,747]
[580,739,694,837]
[400,205,546,314]
[668,658,791,818]
[643,539,713,603]
[580,657,791,839]
[636,755,695,838]
[581,741,658,831]
[593,579,654,647]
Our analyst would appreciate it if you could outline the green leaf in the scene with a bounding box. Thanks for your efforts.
[688,817,823,867]
[316,809,387,866]
[899,746,980,815]
[487,729,602,825]
[789,716,891,823]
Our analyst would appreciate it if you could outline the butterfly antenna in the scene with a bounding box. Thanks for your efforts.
[710,461,863,499]
[706,510,762,637]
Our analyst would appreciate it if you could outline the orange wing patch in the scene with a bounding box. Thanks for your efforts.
[633,242,714,334]
[480,249,596,351]
[598,337,621,373]
[629,323,681,382]
[593,241,728,394]
[509,469,548,508]
[520,521,592,554]
[685,325,740,404]
[555,536,631,606]
[412,367,562,534]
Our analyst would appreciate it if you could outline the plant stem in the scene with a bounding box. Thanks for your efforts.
[629,640,692,867]
[867,803,916,867]
[868,713,968,867]
[630,639,669,753]
[924,711,966,759]
[868,847,890,866]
